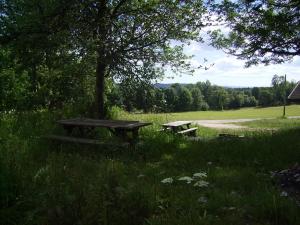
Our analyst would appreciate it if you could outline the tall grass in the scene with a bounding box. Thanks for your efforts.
[1,109,300,225]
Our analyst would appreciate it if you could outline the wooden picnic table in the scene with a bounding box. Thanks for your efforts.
[162,121,192,132]
[162,121,198,137]
[50,118,152,146]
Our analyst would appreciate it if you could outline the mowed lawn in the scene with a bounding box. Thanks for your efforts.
[122,105,300,122]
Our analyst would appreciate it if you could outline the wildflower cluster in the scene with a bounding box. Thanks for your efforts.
[161,172,209,188]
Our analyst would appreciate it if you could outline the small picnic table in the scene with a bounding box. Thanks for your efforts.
[162,121,198,136]
[49,118,152,146]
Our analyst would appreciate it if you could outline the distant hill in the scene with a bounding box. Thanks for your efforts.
[154,83,253,89]
[154,83,172,89]
[154,83,191,89]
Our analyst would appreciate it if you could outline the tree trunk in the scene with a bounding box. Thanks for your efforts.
[95,57,107,119]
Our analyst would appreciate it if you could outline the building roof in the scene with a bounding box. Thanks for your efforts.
[288,81,300,101]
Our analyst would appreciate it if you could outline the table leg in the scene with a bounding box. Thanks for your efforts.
[78,126,85,136]
[172,127,178,133]
[114,128,127,141]
[84,126,96,137]
[114,128,139,147]
[63,125,75,135]
[132,129,138,140]
[63,125,94,138]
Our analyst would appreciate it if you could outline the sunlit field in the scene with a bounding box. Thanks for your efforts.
[120,105,300,122]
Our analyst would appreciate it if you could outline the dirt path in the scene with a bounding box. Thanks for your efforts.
[193,119,257,129]
[192,116,300,130]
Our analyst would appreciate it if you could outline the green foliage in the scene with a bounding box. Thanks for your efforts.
[210,88,229,110]
[102,76,297,114]
[164,88,177,112]
[210,0,300,66]
[176,86,193,112]
[0,46,95,111]
[0,0,208,117]
[1,110,300,224]
[259,89,274,107]
[229,92,244,108]
[190,87,205,111]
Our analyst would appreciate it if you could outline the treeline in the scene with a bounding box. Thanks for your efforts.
[0,53,296,113]
[107,76,296,113]
[0,48,96,112]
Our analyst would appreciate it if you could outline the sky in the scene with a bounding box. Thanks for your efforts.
[160,42,300,88]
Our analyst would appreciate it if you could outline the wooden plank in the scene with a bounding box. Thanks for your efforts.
[177,127,198,134]
[57,118,151,129]
[108,122,151,129]
[58,118,139,124]
[45,135,105,145]
[177,127,198,137]
[162,121,192,127]
[112,122,152,129]
[45,135,131,147]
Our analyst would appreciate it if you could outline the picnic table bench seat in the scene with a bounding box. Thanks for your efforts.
[177,127,198,136]
[46,134,105,145]
[46,135,130,147]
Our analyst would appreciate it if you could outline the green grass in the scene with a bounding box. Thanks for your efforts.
[1,109,300,225]
[118,105,300,122]
[238,118,300,130]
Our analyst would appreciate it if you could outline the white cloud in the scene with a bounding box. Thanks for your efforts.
[162,42,300,87]
[163,19,300,87]
[184,41,203,54]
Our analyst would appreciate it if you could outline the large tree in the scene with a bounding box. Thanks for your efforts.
[1,0,207,118]
[210,0,300,67]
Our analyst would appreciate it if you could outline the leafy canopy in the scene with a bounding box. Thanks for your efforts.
[210,0,300,67]
[1,0,208,81]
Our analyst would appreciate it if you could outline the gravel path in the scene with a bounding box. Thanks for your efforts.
[191,116,300,130]
[193,119,257,129]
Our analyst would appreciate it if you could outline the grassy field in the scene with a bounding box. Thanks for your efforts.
[238,118,300,129]
[120,105,300,122]
[1,108,300,225]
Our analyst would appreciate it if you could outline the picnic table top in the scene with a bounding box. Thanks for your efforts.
[162,121,192,127]
[57,118,152,129]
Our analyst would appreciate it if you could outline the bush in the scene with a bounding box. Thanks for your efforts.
[200,102,210,111]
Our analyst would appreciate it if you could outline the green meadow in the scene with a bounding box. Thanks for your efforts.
[1,106,300,225]
[120,105,300,122]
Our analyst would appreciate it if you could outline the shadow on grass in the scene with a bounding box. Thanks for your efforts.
[1,111,300,225]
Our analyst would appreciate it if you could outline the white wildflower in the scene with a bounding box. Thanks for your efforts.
[161,177,173,184]
[198,196,208,204]
[178,176,193,184]
[194,180,209,188]
[280,191,288,197]
[193,172,207,179]
[222,206,236,211]
[137,174,145,178]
